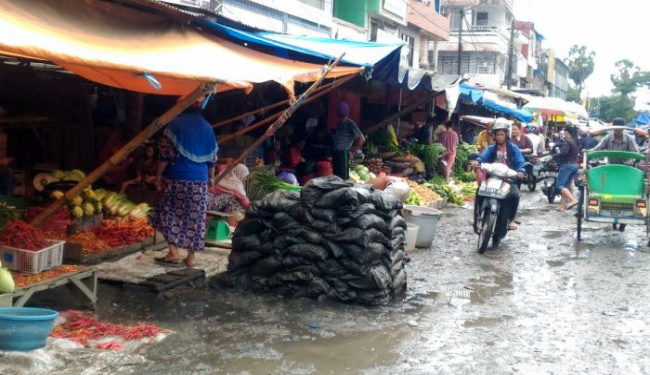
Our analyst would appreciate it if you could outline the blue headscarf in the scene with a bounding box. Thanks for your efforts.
[164,108,218,163]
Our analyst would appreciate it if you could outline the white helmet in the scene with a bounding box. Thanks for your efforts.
[491,117,511,138]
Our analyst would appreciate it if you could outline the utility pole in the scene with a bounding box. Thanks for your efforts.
[457,8,464,76]
[506,18,515,89]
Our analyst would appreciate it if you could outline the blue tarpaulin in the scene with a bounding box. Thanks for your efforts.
[459,82,484,103]
[636,112,650,126]
[193,20,458,91]
[481,99,533,122]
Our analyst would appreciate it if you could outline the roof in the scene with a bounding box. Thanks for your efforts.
[0,0,361,95]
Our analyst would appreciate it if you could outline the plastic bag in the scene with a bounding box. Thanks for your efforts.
[301,176,353,207]
[287,244,329,262]
[228,250,264,271]
[347,214,388,232]
[311,208,337,223]
[370,190,403,211]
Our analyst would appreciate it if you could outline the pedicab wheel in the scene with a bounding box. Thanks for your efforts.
[526,171,537,192]
[477,207,495,254]
[576,187,584,241]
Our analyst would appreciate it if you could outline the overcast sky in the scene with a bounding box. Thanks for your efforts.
[515,0,649,104]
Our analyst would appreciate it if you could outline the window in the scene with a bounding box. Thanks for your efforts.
[475,12,488,26]
[296,0,325,10]
[445,7,461,30]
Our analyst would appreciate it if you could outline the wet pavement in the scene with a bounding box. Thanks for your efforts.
[27,190,650,374]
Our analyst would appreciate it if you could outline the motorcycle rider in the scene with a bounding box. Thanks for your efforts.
[470,119,526,239]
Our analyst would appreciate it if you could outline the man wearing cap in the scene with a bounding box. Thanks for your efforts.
[332,101,365,180]
[590,117,639,232]
[590,117,638,164]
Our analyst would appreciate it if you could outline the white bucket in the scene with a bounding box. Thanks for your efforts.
[403,205,443,248]
[405,223,419,252]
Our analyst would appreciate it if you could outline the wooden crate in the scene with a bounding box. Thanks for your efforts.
[64,238,152,265]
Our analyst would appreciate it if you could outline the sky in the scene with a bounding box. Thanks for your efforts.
[514,0,649,108]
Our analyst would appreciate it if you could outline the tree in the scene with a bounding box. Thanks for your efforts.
[565,45,596,98]
[611,59,641,97]
[595,95,637,123]
[566,86,581,103]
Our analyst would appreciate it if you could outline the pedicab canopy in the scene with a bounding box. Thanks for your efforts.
[0,0,363,96]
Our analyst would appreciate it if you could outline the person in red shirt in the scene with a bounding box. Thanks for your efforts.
[437,121,459,180]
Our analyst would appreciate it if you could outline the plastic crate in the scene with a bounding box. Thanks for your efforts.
[0,240,65,274]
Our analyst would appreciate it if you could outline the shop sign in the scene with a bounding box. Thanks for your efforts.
[383,0,407,20]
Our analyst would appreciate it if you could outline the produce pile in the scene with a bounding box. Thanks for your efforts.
[11,265,81,288]
[92,218,155,248]
[453,142,478,174]
[0,266,14,293]
[348,164,377,184]
[227,176,407,306]
[405,180,442,206]
[0,221,48,251]
[25,207,70,232]
[45,218,155,254]
[51,310,165,347]
[409,143,446,175]
[248,172,301,202]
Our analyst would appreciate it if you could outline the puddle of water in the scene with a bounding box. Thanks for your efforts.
[262,327,410,374]
[462,315,514,328]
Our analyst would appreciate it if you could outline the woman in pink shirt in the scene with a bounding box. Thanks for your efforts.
[438,121,459,180]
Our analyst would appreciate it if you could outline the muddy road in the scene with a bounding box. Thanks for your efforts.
[35,191,650,374]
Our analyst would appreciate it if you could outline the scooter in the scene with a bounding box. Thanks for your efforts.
[539,155,560,203]
[473,162,530,253]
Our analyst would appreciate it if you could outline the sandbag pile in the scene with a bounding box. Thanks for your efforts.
[227,176,407,306]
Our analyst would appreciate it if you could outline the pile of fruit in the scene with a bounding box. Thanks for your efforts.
[364,158,385,175]
[349,164,377,184]
[405,180,442,206]
[96,190,150,220]
[51,188,103,219]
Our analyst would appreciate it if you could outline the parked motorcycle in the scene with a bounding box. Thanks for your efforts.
[517,154,539,192]
[473,162,529,253]
[539,155,560,203]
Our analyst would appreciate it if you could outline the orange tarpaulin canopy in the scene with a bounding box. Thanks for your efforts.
[0,0,361,95]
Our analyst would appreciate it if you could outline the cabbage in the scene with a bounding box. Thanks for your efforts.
[0,267,15,293]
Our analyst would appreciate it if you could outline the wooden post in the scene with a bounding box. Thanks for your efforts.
[365,92,438,133]
[212,76,355,130]
[30,82,219,226]
[219,73,357,144]
[214,54,346,185]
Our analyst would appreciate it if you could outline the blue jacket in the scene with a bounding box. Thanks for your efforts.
[476,142,526,173]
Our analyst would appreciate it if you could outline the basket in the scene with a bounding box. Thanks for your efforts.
[0,240,65,274]
[0,307,59,351]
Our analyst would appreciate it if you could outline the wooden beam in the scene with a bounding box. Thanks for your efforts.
[365,92,438,133]
[214,54,346,185]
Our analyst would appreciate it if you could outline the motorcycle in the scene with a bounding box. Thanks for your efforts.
[539,155,560,203]
[518,154,539,192]
[473,162,530,253]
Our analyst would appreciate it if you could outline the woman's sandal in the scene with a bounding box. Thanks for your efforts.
[154,257,181,266]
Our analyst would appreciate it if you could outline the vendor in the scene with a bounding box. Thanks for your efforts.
[208,163,250,215]
[412,119,432,145]
[475,121,495,153]
[332,101,365,180]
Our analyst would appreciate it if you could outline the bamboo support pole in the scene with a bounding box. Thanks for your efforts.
[214,54,346,185]
[219,73,357,144]
[212,75,356,130]
[30,82,218,226]
[365,92,438,133]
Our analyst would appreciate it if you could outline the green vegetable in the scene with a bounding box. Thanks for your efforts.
[454,142,478,174]
[409,143,446,175]
[0,267,14,293]
[249,172,301,201]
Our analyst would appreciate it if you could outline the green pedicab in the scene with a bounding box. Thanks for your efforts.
[576,150,650,244]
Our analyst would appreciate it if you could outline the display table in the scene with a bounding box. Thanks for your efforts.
[9,267,98,307]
